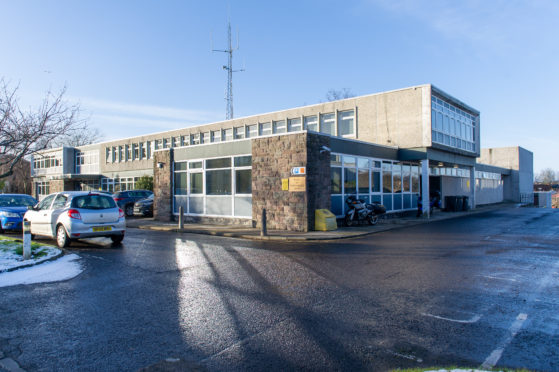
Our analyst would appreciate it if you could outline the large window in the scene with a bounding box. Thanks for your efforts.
[75,150,99,174]
[174,155,252,218]
[431,95,477,152]
[330,153,419,216]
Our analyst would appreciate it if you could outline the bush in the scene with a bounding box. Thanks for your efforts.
[136,175,153,191]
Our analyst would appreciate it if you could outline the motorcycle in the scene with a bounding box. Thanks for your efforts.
[345,195,386,226]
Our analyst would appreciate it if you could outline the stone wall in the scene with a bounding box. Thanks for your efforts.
[252,133,331,232]
[306,133,331,229]
[49,179,73,193]
[153,149,173,221]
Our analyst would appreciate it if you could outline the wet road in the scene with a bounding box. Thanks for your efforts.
[1,207,558,371]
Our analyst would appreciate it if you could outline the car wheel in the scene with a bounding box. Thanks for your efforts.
[56,225,71,248]
[125,204,134,217]
[111,235,124,245]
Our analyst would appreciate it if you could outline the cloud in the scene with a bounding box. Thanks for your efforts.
[369,0,559,52]
[65,97,224,141]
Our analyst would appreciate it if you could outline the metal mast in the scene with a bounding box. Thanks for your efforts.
[213,21,243,120]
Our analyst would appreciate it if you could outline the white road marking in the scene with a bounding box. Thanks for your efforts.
[421,312,481,324]
[481,313,528,369]
[479,275,517,282]
[387,350,423,363]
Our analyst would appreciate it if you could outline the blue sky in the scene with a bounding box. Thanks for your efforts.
[2,0,557,174]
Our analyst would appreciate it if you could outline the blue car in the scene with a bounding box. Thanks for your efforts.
[0,194,38,233]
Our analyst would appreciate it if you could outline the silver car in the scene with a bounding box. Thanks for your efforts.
[24,191,126,248]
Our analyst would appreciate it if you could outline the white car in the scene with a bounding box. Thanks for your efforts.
[24,191,126,248]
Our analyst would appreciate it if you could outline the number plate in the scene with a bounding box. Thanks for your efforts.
[92,226,112,232]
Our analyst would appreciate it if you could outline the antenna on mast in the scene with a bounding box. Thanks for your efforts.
[212,19,244,120]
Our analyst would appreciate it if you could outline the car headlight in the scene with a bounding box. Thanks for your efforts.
[0,211,21,218]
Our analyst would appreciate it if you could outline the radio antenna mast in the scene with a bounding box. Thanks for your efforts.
[212,20,244,120]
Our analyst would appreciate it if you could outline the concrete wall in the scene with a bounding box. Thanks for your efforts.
[440,176,470,208]
[478,146,534,202]
[475,178,504,205]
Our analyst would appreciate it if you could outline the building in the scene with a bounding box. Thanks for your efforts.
[30,84,533,231]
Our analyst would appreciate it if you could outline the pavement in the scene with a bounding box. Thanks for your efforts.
[127,203,520,241]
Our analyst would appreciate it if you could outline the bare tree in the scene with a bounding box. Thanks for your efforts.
[536,168,557,184]
[49,126,105,148]
[0,79,85,179]
[325,88,355,102]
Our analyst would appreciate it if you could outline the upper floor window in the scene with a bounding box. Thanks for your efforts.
[337,109,355,137]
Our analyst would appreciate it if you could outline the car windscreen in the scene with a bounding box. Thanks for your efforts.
[71,195,117,210]
[0,195,37,207]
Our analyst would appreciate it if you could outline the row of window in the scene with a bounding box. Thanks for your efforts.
[33,154,62,170]
[105,142,153,164]
[475,171,502,180]
[430,167,471,178]
[101,177,141,192]
[104,109,356,164]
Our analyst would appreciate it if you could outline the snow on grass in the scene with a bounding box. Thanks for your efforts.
[0,238,61,272]
[0,254,82,287]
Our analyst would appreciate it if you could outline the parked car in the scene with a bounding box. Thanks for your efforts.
[133,193,154,217]
[113,190,153,216]
[24,191,126,248]
[0,194,38,233]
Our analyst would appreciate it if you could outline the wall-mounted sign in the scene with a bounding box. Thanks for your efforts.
[291,167,306,175]
[289,176,306,192]
[281,178,289,191]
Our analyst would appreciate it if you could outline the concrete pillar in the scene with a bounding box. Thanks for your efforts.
[153,149,173,221]
[420,159,430,217]
[469,165,476,209]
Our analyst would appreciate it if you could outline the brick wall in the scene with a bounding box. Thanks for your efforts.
[153,149,173,221]
[49,179,74,193]
[252,133,331,232]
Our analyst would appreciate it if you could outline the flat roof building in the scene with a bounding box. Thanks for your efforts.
[31,84,533,231]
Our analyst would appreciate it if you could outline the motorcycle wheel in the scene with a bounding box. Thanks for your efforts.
[368,215,378,225]
[345,214,355,227]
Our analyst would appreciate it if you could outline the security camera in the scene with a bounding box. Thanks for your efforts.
[319,145,331,154]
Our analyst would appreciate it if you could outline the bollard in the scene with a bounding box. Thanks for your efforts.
[261,208,267,237]
[178,206,184,229]
[23,220,31,260]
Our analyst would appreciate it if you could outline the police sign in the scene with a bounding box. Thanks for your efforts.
[291,167,306,175]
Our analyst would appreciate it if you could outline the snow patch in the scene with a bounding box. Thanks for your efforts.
[0,254,83,287]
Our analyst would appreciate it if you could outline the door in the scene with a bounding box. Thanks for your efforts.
[29,194,56,236]
[48,194,69,236]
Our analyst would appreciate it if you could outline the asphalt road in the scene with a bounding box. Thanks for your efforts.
[1,207,558,371]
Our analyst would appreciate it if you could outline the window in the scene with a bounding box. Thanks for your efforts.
[37,194,55,210]
[202,132,210,144]
[337,109,355,136]
[172,137,179,148]
[320,113,335,135]
[191,134,200,145]
[140,143,145,159]
[154,139,162,150]
[211,130,221,143]
[382,162,392,193]
[272,120,286,134]
[147,141,152,159]
[331,168,342,194]
[180,135,189,146]
[223,128,233,141]
[246,125,257,138]
[190,173,203,194]
[118,146,124,162]
[163,138,170,149]
[52,194,68,209]
[235,169,251,194]
[206,157,231,169]
[206,170,231,195]
[287,118,302,132]
[234,155,251,167]
[133,143,139,160]
[304,116,318,131]
[259,122,272,136]
[105,148,111,163]
[234,126,245,139]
